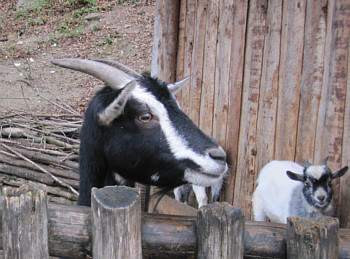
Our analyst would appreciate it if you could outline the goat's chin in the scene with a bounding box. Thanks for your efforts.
[183,167,226,187]
[315,201,329,209]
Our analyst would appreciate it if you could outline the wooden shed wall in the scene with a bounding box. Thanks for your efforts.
[151,0,350,226]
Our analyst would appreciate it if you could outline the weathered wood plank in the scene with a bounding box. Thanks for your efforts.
[189,0,208,125]
[255,0,282,178]
[148,193,197,217]
[287,216,339,258]
[340,33,350,228]
[197,203,245,259]
[1,201,350,258]
[295,0,327,162]
[315,0,350,221]
[223,0,248,204]
[151,0,180,82]
[275,0,306,161]
[91,186,142,259]
[1,183,49,259]
[176,0,187,82]
[142,213,197,259]
[337,0,350,228]
[212,0,235,146]
[198,0,219,137]
[179,0,196,115]
[234,0,267,219]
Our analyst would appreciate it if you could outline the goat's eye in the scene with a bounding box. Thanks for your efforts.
[305,181,312,187]
[138,113,152,123]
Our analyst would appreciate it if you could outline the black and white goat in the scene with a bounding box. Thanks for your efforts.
[51,58,228,206]
[252,158,348,223]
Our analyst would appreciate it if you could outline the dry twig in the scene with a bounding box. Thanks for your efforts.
[1,143,79,195]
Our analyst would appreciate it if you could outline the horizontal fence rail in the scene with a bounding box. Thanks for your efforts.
[1,184,350,258]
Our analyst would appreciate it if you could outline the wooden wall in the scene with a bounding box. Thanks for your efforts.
[151,0,350,227]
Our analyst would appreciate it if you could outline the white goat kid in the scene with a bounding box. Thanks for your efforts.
[252,158,348,224]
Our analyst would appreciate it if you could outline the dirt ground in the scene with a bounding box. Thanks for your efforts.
[0,0,155,115]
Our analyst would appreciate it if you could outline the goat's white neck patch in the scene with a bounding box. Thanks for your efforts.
[131,85,226,186]
[306,165,327,180]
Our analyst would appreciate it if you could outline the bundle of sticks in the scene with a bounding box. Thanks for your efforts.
[0,113,83,204]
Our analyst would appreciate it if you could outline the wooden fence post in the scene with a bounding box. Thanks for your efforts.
[1,182,49,259]
[287,216,339,258]
[197,203,245,259]
[91,186,142,259]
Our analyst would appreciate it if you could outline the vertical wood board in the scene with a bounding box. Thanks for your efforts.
[275,0,306,161]
[224,0,248,204]
[153,0,350,223]
[296,0,327,163]
[315,0,350,219]
[255,0,282,178]
[189,0,208,125]
[151,1,180,82]
[234,0,267,218]
[199,0,220,137]
[212,0,235,146]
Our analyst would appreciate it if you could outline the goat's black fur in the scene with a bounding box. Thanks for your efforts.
[78,76,219,206]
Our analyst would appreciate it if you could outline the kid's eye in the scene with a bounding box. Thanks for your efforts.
[305,181,311,187]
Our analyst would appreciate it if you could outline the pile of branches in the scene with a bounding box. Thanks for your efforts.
[0,113,83,204]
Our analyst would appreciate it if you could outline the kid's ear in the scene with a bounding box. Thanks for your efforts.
[332,166,348,179]
[286,171,305,182]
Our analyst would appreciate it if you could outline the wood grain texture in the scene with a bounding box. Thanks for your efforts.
[234,0,267,219]
[152,0,350,225]
[189,0,208,125]
[212,0,235,146]
[1,183,49,259]
[91,186,142,259]
[287,216,339,258]
[1,200,350,258]
[199,0,219,137]
[179,0,196,116]
[315,0,350,220]
[223,0,248,204]
[151,1,180,82]
[255,0,282,184]
[295,0,327,163]
[275,0,306,161]
[197,203,245,259]
[336,0,350,228]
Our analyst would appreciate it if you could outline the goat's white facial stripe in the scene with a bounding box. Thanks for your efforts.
[307,165,327,180]
[130,85,227,182]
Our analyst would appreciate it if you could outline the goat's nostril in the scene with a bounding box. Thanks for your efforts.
[208,148,226,162]
[318,195,325,202]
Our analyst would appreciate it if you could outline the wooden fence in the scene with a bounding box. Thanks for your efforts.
[1,183,350,258]
[151,0,350,226]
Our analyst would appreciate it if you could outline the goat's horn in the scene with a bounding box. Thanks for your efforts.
[301,159,312,167]
[94,59,141,77]
[168,77,189,95]
[322,156,329,165]
[51,58,132,89]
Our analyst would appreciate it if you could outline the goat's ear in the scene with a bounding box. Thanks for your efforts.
[332,166,349,179]
[98,80,137,126]
[286,171,305,182]
[168,77,189,95]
